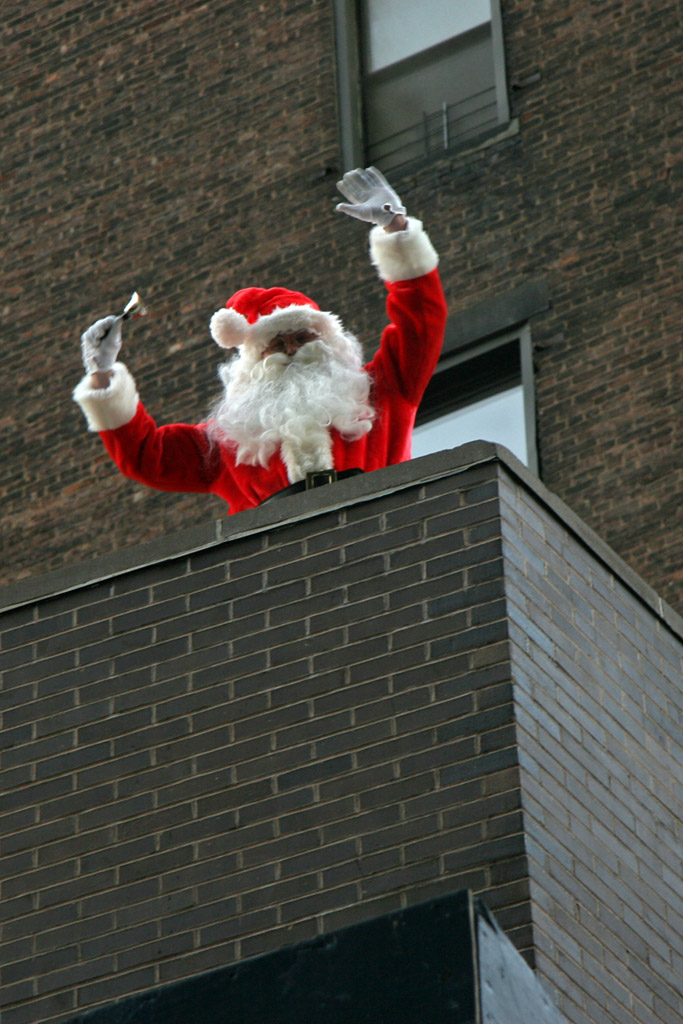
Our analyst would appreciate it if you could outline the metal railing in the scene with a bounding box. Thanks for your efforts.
[367,86,499,173]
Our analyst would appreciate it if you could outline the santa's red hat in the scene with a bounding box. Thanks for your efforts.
[210,286,343,354]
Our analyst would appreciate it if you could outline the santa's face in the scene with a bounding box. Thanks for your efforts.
[260,329,318,359]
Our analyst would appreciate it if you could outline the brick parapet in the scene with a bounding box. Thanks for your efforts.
[1,446,681,1024]
[0,447,521,1023]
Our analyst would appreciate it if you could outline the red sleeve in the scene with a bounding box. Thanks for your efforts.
[366,268,447,407]
[99,402,220,494]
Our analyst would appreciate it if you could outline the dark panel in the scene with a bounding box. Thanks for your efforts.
[66,891,479,1024]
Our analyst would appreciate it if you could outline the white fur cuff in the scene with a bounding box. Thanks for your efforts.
[369,217,439,282]
[72,362,140,432]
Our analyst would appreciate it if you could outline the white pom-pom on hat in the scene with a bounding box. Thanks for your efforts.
[210,307,249,350]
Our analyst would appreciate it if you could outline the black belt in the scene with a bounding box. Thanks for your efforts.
[262,468,364,504]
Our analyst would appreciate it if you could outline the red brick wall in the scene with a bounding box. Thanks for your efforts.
[2,1,683,612]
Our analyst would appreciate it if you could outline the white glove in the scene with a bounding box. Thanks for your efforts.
[81,316,122,374]
[335,166,406,228]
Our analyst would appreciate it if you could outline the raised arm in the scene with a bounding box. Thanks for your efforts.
[74,302,219,495]
[336,166,446,405]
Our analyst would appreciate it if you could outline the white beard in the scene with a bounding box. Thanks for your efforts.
[208,336,374,483]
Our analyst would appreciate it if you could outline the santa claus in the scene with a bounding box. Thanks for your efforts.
[74,168,447,512]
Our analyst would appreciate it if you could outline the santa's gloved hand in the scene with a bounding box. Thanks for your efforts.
[81,316,122,375]
[335,166,406,228]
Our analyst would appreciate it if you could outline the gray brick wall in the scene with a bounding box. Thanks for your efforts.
[1,446,681,1024]
[499,469,683,1024]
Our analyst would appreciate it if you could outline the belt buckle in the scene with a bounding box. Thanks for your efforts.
[306,470,337,490]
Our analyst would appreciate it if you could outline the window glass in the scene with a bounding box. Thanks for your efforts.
[412,384,529,465]
[361,0,490,72]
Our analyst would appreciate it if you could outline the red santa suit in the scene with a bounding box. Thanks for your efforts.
[74,219,447,513]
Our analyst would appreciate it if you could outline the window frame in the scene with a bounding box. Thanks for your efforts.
[333,0,511,173]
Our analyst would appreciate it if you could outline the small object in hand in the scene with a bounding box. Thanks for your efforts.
[99,290,147,342]
[120,290,147,322]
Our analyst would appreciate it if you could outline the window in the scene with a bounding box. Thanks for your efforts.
[334,0,510,174]
[413,328,538,475]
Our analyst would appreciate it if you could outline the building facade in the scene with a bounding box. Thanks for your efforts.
[1,5,682,1023]
[1,0,682,612]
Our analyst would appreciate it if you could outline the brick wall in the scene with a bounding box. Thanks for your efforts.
[2,0,683,616]
[0,447,680,1024]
